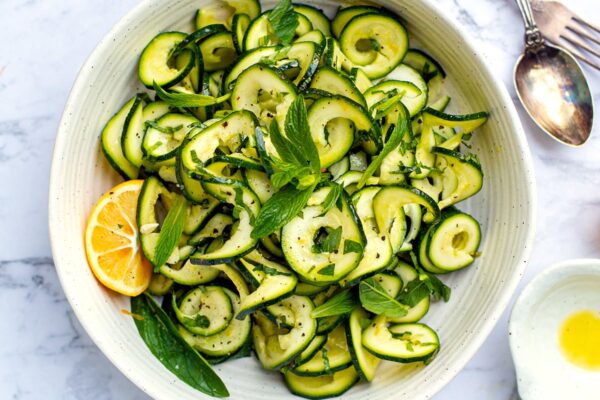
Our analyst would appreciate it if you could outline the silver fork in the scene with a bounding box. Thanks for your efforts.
[531,0,600,70]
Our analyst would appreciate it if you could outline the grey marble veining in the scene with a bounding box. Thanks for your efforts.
[1,0,600,399]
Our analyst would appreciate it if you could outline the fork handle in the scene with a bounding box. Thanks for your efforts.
[515,0,544,49]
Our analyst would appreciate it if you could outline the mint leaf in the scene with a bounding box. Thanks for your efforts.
[153,81,231,107]
[312,226,342,253]
[130,294,229,397]
[153,196,188,270]
[320,184,343,215]
[318,264,336,276]
[311,289,356,318]
[409,250,451,302]
[358,104,410,188]
[359,277,409,318]
[268,0,299,45]
[251,184,315,239]
[284,95,320,174]
[395,278,431,308]
[343,240,363,254]
[269,119,306,168]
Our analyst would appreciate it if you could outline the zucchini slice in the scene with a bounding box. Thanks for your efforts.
[231,64,297,128]
[199,31,237,71]
[180,110,257,175]
[160,259,221,286]
[293,324,352,376]
[389,262,430,322]
[142,113,199,162]
[293,4,331,36]
[373,185,440,227]
[284,41,323,92]
[339,13,408,79]
[309,66,366,107]
[281,187,364,285]
[138,32,195,88]
[137,176,179,267]
[295,282,327,296]
[101,96,140,179]
[362,317,440,363]
[295,334,327,366]
[236,250,297,318]
[146,273,174,296]
[253,295,317,369]
[188,213,233,245]
[232,13,251,53]
[350,67,372,93]
[365,79,424,119]
[283,366,359,399]
[243,169,273,204]
[295,29,326,46]
[403,49,446,81]
[123,101,171,168]
[322,37,352,71]
[399,204,422,252]
[224,46,279,90]
[412,108,487,179]
[332,5,381,38]
[427,211,481,271]
[341,187,393,287]
[121,97,145,168]
[307,95,374,168]
[418,227,447,274]
[179,288,251,357]
[346,306,380,381]
[173,286,233,336]
[335,170,379,195]
[432,147,484,209]
[190,182,259,264]
[195,0,260,29]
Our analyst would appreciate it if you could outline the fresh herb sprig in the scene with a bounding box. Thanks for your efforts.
[153,82,231,108]
[358,103,410,188]
[311,289,357,318]
[267,0,299,45]
[251,95,321,239]
[359,277,409,318]
[152,196,188,270]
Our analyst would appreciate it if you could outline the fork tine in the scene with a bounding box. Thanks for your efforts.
[552,38,600,71]
[567,23,600,47]
[573,16,600,36]
[561,32,600,59]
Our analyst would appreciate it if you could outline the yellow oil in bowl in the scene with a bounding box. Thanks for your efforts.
[559,310,600,371]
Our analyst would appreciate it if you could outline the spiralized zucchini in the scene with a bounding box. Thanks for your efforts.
[96,1,488,398]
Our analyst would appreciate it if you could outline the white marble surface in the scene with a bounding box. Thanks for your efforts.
[1,0,600,398]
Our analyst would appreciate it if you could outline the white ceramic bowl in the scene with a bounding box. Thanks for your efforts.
[509,259,600,400]
[49,1,536,398]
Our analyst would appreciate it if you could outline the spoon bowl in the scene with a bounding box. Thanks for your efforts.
[515,43,593,146]
[513,0,593,146]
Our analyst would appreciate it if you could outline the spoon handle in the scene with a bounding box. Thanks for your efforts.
[515,0,544,49]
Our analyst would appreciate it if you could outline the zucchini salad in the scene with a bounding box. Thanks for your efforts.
[85,0,488,398]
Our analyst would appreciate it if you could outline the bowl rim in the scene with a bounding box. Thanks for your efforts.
[48,0,537,398]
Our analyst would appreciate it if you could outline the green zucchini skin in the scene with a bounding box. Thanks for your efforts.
[95,3,493,396]
[101,96,141,179]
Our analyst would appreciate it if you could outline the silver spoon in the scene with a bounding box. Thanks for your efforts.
[514,0,593,146]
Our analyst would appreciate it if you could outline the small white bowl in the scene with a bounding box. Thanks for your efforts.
[49,0,536,398]
[509,259,600,400]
